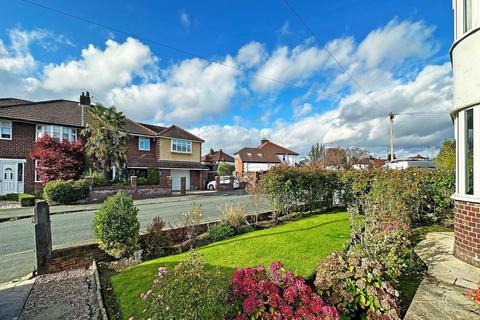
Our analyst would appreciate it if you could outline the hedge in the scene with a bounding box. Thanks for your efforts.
[43,179,90,205]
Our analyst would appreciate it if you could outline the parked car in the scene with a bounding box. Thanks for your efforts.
[207,177,240,190]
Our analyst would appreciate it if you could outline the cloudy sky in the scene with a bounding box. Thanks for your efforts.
[1,0,454,158]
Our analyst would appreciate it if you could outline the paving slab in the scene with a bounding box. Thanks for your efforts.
[405,232,480,320]
[0,278,35,320]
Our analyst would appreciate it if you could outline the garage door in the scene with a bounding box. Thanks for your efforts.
[171,169,190,191]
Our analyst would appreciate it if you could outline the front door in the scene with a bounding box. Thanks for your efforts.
[1,163,16,195]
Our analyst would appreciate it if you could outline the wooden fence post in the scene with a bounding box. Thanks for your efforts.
[34,200,52,275]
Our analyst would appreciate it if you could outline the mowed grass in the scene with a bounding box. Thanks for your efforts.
[111,210,349,319]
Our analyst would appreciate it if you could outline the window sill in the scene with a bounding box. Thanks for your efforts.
[451,193,480,203]
[0,137,12,140]
[170,150,192,154]
[138,148,151,151]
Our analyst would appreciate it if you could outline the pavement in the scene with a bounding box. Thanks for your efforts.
[0,190,269,283]
[0,278,35,320]
[404,232,480,319]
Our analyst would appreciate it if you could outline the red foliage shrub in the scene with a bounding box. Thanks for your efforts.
[30,135,86,184]
[466,283,480,308]
[230,262,339,320]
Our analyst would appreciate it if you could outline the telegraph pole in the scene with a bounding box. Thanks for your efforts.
[388,112,395,162]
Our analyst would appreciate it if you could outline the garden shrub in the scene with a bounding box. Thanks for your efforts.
[230,261,339,320]
[315,251,400,320]
[93,192,140,258]
[142,251,231,320]
[143,216,171,260]
[182,203,203,245]
[2,193,19,201]
[88,171,109,187]
[220,202,246,231]
[208,223,234,242]
[18,193,35,207]
[43,179,89,204]
[147,167,160,185]
[137,176,148,185]
[466,283,480,309]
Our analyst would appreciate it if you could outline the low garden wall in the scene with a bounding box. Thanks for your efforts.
[454,199,480,267]
[89,185,172,202]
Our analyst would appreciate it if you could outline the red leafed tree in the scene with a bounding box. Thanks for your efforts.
[30,135,86,184]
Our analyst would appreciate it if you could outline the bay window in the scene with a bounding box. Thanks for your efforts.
[171,138,192,153]
[464,0,473,33]
[36,124,77,142]
[466,108,474,194]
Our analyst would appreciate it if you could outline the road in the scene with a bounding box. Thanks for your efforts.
[0,191,269,283]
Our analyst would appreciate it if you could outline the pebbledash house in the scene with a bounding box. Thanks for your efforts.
[0,93,208,195]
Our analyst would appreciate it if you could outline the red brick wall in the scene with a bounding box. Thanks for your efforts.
[0,121,36,193]
[454,199,480,267]
[126,135,157,161]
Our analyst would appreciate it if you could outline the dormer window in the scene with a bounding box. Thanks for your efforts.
[171,138,192,153]
[257,153,263,157]
[0,120,12,140]
[138,137,151,151]
[247,152,252,157]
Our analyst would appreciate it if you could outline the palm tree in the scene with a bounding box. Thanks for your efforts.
[82,104,128,178]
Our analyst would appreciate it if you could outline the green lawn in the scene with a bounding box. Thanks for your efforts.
[111,210,350,319]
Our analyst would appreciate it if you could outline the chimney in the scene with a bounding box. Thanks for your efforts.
[210,148,214,155]
[79,92,85,105]
[79,91,91,127]
[85,91,91,105]
[261,138,269,145]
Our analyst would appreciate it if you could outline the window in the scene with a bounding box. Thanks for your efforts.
[36,125,77,142]
[171,138,192,153]
[0,120,12,139]
[465,108,474,195]
[17,163,23,182]
[138,137,151,151]
[464,0,473,33]
[35,160,42,182]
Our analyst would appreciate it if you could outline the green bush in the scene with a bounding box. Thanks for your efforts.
[93,192,140,258]
[18,193,35,207]
[89,171,110,187]
[137,176,148,185]
[143,216,171,259]
[147,167,160,185]
[142,251,231,320]
[315,251,400,320]
[208,223,234,242]
[43,179,90,205]
[217,162,234,176]
[1,193,19,201]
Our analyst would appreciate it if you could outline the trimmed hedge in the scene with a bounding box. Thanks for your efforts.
[147,167,160,185]
[43,179,90,205]
[18,193,35,207]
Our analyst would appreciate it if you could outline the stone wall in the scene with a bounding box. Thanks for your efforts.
[454,199,480,267]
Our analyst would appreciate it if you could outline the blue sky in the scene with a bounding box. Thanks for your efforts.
[0,0,454,157]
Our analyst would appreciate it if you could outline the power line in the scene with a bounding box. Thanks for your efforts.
[18,0,302,89]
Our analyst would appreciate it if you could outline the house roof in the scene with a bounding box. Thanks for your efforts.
[258,140,299,155]
[235,147,281,163]
[0,98,204,141]
[127,153,208,170]
[201,149,235,163]
[0,98,32,107]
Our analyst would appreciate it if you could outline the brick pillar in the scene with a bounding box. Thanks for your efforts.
[180,177,186,195]
[167,176,172,196]
[130,176,137,190]
[34,201,52,275]
[215,176,220,192]
[454,199,480,267]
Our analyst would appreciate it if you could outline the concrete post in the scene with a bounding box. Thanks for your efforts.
[215,176,220,192]
[180,176,186,195]
[34,201,52,275]
[166,176,172,195]
[130,176,137,190]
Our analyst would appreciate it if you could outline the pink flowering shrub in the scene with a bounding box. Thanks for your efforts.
[230,261,339,320]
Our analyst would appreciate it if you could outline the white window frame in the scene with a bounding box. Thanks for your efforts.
[171,138,192,154]
[36,124,77,142]
[34,160,42,183]
[0,119,12,140]
[138,137,151,151]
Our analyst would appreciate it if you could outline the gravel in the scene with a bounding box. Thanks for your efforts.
[0,200,20,209]
[19,268,98,320]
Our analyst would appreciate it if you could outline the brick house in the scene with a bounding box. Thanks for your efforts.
[0,94,208,195]
[234,139,298,177]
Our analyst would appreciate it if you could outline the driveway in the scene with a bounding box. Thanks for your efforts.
[0,191,269,283]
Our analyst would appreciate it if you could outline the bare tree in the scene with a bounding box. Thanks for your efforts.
[324,147,348,169]
[306,142,326,166]
[346,146,370,167]
[246,182,265,224]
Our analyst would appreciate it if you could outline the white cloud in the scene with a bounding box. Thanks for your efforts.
[179,10,191,29]
[293,102,313,118]
[41,37,157,93]
[279,21,291,36]
[235,42,265,68]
